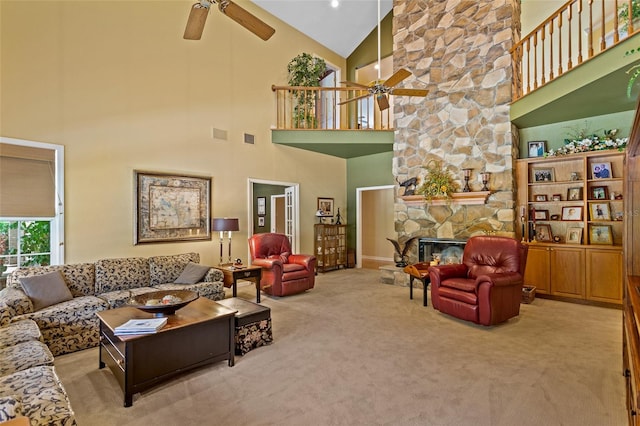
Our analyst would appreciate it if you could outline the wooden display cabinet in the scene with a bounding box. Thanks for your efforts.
[314,224,347,272]
[516,150,625,305]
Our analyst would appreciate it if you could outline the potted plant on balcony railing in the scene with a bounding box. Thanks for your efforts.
[287,53,327,129]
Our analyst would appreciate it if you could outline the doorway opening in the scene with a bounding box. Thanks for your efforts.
[247,178,300,260]
[356,185,394,269]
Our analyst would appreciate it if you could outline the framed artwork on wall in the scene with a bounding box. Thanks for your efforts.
[134,171,211,244]
[257,197,266,216]
[317,197,334,217]
[258,216,265,227]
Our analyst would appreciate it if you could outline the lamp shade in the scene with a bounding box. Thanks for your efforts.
[211,218,239,232]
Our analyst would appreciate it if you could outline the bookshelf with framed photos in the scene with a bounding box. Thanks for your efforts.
[515,150,625,305]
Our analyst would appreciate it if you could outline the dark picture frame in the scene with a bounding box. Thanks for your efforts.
[552,194,562,201]
[258,216,265,227]
[533,209,549,220]
[528,140,546,158]
[535,194,548,202]
[590,186,608,200]
[535,224,553,242]
[134,171,211,244]
[561,206,583,221]
[589,224,613,245]
[591,162,612,179]
[532,167,555,182]
[317,197,334,217]
[589,202,611,221]
[567,187,582,201]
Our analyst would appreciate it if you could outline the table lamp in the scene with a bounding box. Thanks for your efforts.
[212,218,239,265]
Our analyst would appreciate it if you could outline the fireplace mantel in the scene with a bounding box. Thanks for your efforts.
[401,191,490,206]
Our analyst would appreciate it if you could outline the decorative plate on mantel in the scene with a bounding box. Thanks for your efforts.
[401,191,491,206]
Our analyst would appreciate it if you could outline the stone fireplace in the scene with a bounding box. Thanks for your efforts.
[381,0,521,288]
[391,0,521,267]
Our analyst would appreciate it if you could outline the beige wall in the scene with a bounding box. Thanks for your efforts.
[0,1,347,264]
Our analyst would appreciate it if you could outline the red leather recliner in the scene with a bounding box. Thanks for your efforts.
[248,233,317,297]
[428,236,529,326]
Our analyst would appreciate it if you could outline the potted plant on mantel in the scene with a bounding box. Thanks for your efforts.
[287,53,327,129]
[414,161,459,202]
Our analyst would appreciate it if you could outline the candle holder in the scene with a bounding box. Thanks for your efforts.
[480,172,490,191]
[462,168,472,192]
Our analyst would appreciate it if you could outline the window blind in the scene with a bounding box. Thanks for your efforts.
[0,143,56,217]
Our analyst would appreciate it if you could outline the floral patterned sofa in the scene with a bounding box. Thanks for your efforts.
[0,252,224,356]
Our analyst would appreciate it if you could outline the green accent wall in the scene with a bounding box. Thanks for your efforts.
[346,151,395,249]
[253,184,287,234]
[346,11,393,82]
[518,111,635,157]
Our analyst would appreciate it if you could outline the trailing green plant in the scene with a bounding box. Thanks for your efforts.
[415,160,459,200]
[287,53,327,128]
[619,0,640,33]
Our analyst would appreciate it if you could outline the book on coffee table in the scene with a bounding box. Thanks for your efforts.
[114,317,167,335]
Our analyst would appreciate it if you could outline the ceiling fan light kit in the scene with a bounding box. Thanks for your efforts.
[183,0,275,41]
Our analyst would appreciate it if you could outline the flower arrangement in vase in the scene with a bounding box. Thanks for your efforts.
[415,160,459,201]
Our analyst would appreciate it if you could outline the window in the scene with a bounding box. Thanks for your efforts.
[0,137,64,279]
[0,220,52,275]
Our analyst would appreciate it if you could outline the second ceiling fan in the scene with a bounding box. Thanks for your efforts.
[183,0,275,41]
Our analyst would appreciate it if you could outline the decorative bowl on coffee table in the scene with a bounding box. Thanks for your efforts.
[128,290,199,317]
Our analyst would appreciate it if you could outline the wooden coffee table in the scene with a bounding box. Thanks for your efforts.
[97,297,237,407]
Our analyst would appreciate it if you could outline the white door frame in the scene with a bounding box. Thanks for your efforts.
[247,178,300,260]
[356,184,394,268]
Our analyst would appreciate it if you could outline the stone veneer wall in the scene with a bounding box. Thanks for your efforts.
[392,0,522,264]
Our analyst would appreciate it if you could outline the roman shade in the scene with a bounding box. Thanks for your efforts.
[0,143,56,217]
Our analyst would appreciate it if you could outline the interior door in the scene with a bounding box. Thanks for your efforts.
[284,186,297,251]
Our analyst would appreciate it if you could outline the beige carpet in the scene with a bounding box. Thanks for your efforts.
[54,269,626,426]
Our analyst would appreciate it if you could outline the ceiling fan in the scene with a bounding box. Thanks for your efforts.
[339,0,427,111]
[183,0,275,41]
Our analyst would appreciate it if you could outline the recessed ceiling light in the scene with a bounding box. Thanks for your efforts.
[331,0,339,8]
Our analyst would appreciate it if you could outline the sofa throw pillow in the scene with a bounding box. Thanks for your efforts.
[0,395,22,421]
[19,271,73,311]
[174,262,210,284]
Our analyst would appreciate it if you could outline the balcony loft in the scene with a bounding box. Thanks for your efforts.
[272,0,640,159]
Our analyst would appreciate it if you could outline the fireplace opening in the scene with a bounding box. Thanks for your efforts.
[418,238,467,263]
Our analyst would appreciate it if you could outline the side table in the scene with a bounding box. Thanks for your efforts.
[403,263,431,307]
[216,265,263,303]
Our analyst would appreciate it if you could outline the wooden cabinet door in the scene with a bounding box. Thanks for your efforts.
[550,247,585,298]
[586,248,623,303]
[524,245,550,294]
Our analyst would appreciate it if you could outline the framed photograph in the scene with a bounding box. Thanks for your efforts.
[561,206,583,221]
[535,224,553,242]
[589,202,611,221]
[552,194,562,201]
[590,186,608,200]
[528,140,546,158]
[535,194,548,202]
[589,225,613,245]
[134,171,211,244]
[566,227,583,244]
[533,209,549,220]
[591,162,612,179]
[257,197,266,216]
[532,167,555,182]
[567,187,583,201]
[258,216,265,227]
[317,197,334,217]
